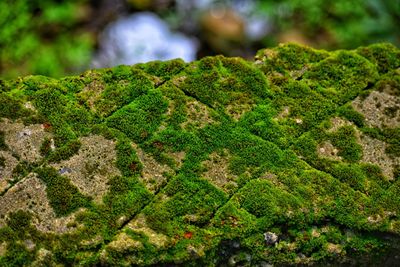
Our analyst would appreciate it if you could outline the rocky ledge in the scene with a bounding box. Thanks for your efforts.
[0,43,399,266]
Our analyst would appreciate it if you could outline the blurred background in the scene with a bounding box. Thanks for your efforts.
[1,0,399,79]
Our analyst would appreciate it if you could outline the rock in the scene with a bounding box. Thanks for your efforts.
[264,232,279,245]
[0,43,400,266]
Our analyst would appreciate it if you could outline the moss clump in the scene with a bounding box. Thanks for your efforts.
[135,58,186,81]
[337,104,365,127]
[91,67,155,117]
[106,90,168,143]
[7,210,32,232]
[356,43,400,74]
[330,126,363,162]
[0,43,399,266]
[303,50,378,104]
[256,43,329,74]
[0,131,6,150]
[180,56,269,110]
[36,167,91,216]
[0,92,32,120]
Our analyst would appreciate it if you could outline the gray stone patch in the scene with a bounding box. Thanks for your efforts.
[359,134,400,180]
[0,119,53,163]
[0,173,81,233]
[51,135,120,203]
[352,89,400,129]
[0,151,19,194]
[201,150,238,193]
[133,143,173,193]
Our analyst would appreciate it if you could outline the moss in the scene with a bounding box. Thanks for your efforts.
[180,56,269,109]
[238,103,284,145]
[0,92,32,120]
[0,242,35,266]
[337,104,365,127]
[0,131,6,150]
[39,137,53,157]
[36,167,92,216]
[32,86,67,116]
[106,90,168,143]
[115,137,143,177]
[330,126,362,162]
[94,67,154,117]
[144,175,227,233]
[356,43,400,74]
[0,43,399,265]
[303,50,378,104]
[103,175,152,218]
[385,143,400,158]
[47,139,81,163]
[361,127,400,159]
[7,210,32,232]
[235,179,302,220]
[11,161,33,181]
[135,58,186,80]
[330,163,366,191]
[0,156,5,168]
[256,43,329,74]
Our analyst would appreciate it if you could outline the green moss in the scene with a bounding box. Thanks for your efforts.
[180,56,269,109]
[0,43,399,265]
[386,143,400,158]
[115,136,142,177]
[330,126,362,162]
[106,90,168,143]
[304,50,378,104]
[256,43,329,74]
[94,67,154,117]
[357,43,400,74]
[144,175,227,233]
[40,137,53,157]
[0,242,35,266]
[235,179,302,220]
[0,92,32,120]
[103,175,152,218]
[47,139,81,163]
[36,167,91,216]
[0,131,6,150]
[11,161,33,181]
[32,86,67,116]
[7,210,32,232]
[330,163,366,191]
[361,127,400,160]
[274,79,337,134]
[337,104,365,127]
[0,156,5,168]
[135,58,186,80]
[238,103,285,145]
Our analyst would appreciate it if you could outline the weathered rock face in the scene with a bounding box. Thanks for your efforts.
[0,43,399,266]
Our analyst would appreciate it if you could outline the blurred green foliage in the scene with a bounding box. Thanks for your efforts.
[0,0,398,79]
[0,0,93,78]
[259,0,400,48]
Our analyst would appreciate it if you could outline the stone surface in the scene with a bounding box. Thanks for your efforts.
[0,43,399,266]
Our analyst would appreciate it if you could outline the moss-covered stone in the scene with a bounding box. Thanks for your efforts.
[0,43,399,266]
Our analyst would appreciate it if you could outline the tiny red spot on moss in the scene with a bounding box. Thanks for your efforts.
[43,122,52,130]
[184,232,193,239]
